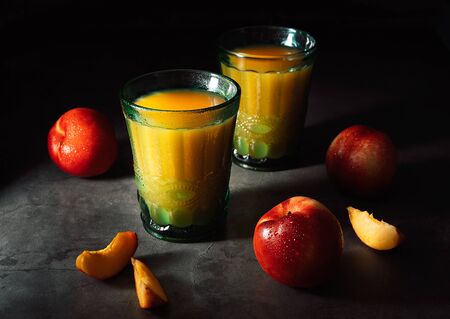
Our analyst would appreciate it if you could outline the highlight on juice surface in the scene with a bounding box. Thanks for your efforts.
[218,26,317,170]
[120,69,240,242]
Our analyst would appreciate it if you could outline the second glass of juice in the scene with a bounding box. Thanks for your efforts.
[218,26,317,170]
[120,69,240,242]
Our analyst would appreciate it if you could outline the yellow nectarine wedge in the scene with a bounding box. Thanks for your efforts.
[347,207,403,250]
[131,257,168,309]
[76,231,138,280]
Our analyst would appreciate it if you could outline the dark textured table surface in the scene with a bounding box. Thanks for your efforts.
[1,5,450,319]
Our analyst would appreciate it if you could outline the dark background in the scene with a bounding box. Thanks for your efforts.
[1,0,450,176]
[1,0,450,186]
[1,1,450,318]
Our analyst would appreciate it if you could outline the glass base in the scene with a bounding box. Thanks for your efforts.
[138,190,229,242]
[232,149,296,171]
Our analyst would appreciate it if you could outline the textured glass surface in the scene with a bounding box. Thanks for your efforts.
[121,69,240,242]
[218,26,317,171]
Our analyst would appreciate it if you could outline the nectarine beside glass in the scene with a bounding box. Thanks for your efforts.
[326,125,397,197]
[253,196,344,288]
[48,107,118,177]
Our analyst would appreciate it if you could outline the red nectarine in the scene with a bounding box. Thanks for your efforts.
[253,196,344,287]
[48,107,118,177]
[326,125,397,197]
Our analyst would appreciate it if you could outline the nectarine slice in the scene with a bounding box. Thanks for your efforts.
[347,207,403,250]
[131,257,168,309]
[76,231,138,280]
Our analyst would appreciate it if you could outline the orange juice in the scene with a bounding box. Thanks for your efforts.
[126,90,235,228]
[221,44,313,160]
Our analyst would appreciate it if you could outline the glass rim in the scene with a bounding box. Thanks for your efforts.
[120,69,241,114]
[217,25,317,60]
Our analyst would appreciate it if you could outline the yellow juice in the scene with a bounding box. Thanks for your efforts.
[221,45,313,160]
[126,90,235,228]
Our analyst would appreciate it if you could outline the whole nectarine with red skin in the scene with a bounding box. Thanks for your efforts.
[48,107,118,177]
[326,125,397,197]
[253,196,344,288]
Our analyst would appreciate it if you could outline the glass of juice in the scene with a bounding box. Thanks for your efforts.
[120,69,240,242]
[218,26,317,170]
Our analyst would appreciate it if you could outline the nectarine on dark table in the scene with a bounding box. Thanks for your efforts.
[253,196,344,287]
[48,107,118,177]
[326,125,397,197]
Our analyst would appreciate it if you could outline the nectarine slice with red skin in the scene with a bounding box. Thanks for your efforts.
[131,257,168,309]
[76,231,138,280]
[348,207,403,250]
